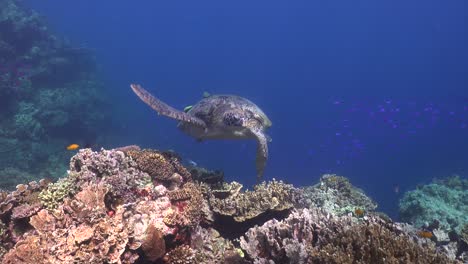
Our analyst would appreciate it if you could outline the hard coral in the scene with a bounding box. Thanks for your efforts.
[4,182,131,264]
[240,208,455,264]
[165,182,209,228]
[240,208,316,264]
[209,179,299,222]
[69,148,152,204]
[191,226,244,263]
[126,149,191,188]
[141,224,166,262]
[399,175,468,233]
[164,245,195,264]
[2,236,47,264]
[38,177,74,209]
[308,220,454,264]
[301,174,377,216]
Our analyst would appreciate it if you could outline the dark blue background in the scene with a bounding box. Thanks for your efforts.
[25,0,468,217]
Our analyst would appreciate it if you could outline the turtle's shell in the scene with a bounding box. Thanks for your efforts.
[188,95,271,128]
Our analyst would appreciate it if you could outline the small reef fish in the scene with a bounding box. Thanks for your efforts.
[354,208,365,217]
[66,144,80,150]
[417,230,433,239]
[186,159,198,167]
[183,105,193,113]
[203,91,211,98]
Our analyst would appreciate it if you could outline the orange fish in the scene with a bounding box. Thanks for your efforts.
[417,231,433,239]
[354,208,365,217]
[66,144,80,150]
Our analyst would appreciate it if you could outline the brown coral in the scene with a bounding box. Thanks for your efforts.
[68,148,151,205]
[164,245,195,264]
[3,183,131,264]
[209,180,299,222]
[29,209,55,234]
[126,149,191,187]
[308,220,455,264]
[191,226,244,263]
[2,236,48,264]
[240,208,456,264]
[141,224,166,261]
[165,183,208,228]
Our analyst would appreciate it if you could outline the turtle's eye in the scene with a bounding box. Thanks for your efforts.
[223,112,243,126]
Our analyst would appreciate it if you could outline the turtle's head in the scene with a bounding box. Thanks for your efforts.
[254,110,272,130]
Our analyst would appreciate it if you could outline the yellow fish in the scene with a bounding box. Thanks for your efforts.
[66,144,79,150]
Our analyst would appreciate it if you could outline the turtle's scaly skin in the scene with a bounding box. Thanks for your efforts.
[130,84,272,180]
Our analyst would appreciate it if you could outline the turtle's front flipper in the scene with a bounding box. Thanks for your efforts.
[250,128,269,182]
[131,84,206,128]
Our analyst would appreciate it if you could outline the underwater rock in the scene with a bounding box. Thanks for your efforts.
[301,174,378,216]
[399,175,468,233]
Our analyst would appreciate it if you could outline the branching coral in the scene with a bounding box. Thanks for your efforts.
[38,177,74,209]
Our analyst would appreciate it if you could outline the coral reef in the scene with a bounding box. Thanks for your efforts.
[399,175,468,233]
[69,148,152,204]
[38,177,74,209]
[209,180,299,222]
[0,147,465,263]
[301,174,378,216]
[241,208,455,264]
[0,0,109,190]
[126,149,191,188]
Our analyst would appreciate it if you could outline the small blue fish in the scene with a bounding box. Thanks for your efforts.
[187,159,198,167]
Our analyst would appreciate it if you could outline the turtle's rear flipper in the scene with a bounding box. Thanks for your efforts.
[250,128,269,182]
[131,84,206,128]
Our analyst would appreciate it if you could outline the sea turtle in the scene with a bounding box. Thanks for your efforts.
[130,84,272,180]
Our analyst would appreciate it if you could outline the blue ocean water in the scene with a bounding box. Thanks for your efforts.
[25,0,467,217]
